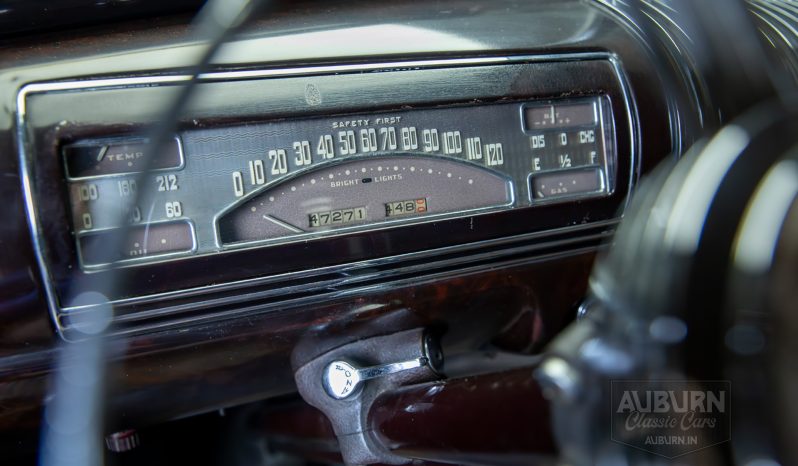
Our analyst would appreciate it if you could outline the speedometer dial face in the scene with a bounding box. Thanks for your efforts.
[63,95,616,268]
[217,156,512,245]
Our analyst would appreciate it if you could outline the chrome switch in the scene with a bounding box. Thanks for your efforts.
[323,358,429,400]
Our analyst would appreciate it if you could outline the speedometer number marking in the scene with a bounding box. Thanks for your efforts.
[294,141,312,166]
[443,131,462,155]
[338,130,357,155]
[248,160,266,185]
[269,149,288,175]
[485,143,504,166]
[317,135,335,159]
[465,137,483,160]
[380,127,398,150]
[422,129,440,152]
[360,128,377,153]
[232,171,245,197]
[401,127,418,150]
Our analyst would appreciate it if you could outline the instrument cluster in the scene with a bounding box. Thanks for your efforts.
[65,97,616,268]
[16,54,636,332]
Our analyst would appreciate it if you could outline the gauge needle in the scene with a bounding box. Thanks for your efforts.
[262,215,304,233]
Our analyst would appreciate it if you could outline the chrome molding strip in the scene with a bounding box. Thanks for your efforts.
[59,218,621,324]
[78,221,618,326]
[16,52,638,340]
[95,245,611,339]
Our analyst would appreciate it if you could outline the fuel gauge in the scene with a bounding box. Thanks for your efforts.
[522,97,614,202]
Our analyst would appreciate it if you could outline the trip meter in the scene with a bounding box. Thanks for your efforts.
[63,95,616,268]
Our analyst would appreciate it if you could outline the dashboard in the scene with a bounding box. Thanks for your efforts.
[0,0,702,458]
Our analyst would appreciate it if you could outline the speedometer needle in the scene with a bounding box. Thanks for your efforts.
[262,215,304,233]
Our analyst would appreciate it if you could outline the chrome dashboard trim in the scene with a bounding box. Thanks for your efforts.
[16,52,638,340]
[62,218,620,318]
[83,243,614,339]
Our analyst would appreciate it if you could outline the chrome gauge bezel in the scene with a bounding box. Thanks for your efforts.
[212,154,517,251]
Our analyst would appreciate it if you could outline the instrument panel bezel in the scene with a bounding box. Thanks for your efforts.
[16,53,639,339]
[212,153,519,251]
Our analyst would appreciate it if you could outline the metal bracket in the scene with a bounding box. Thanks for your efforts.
[293,328,443,465]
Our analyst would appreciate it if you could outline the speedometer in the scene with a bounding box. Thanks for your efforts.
[64,96,616,267]
[217,155,514,246]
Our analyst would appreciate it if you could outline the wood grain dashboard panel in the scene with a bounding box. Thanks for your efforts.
[0,0,679,435]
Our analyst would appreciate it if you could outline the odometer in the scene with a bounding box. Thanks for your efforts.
[63,95,616,267]
[308,207,367,228]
